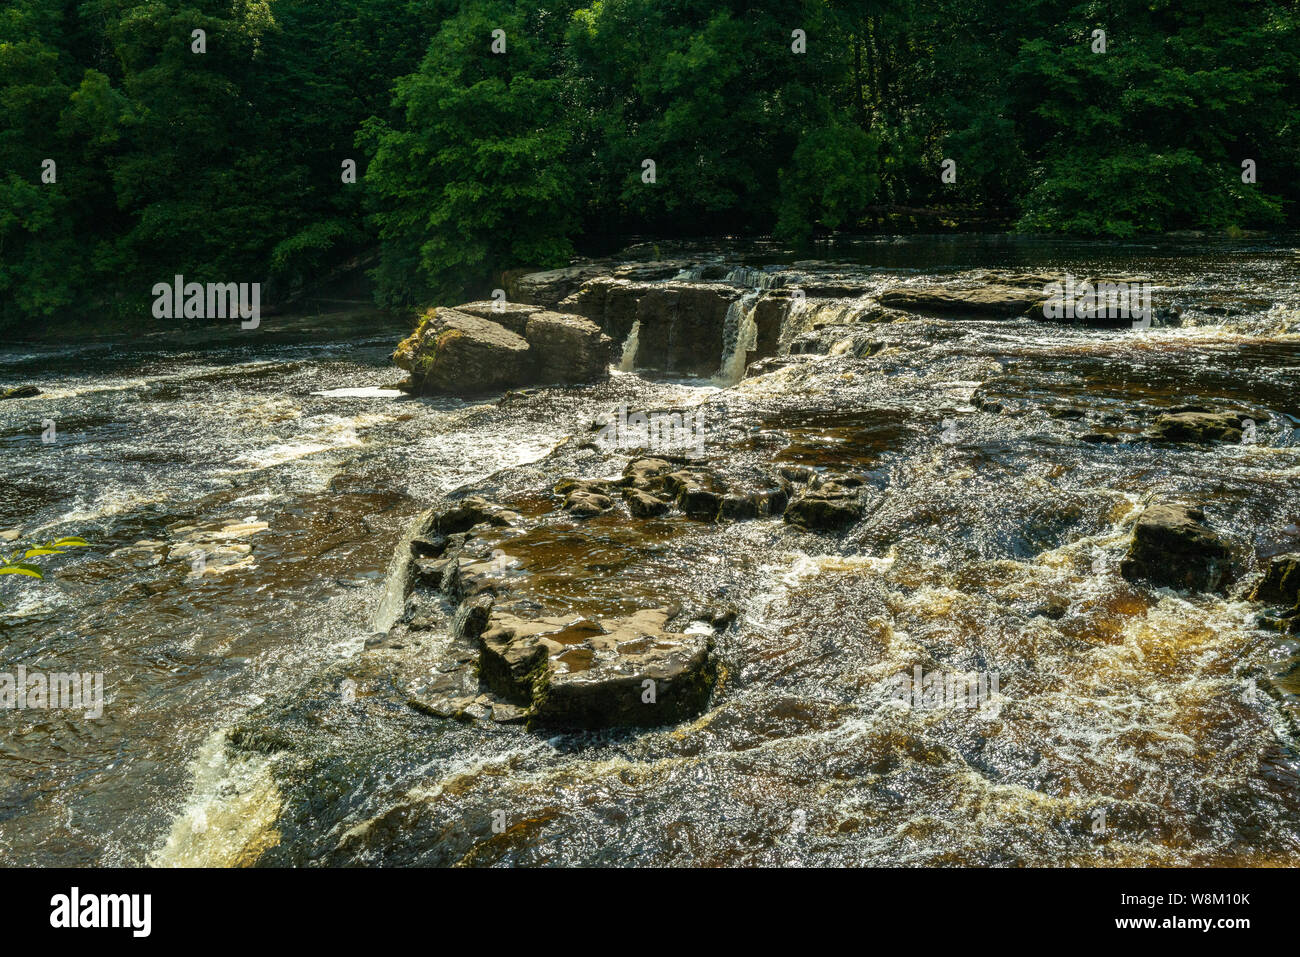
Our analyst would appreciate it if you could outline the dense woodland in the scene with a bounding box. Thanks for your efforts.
[2,0,1298,325]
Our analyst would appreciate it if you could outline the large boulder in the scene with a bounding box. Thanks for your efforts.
[479,607,715,728]
[452,300,540,336]
[524,311,613,384]
[561,278,743,376]
[394,304,614,395]
[1119,503,1237,593]
[393,308,531,395]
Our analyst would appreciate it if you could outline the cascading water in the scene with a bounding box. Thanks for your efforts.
[9,238,1300,868]
[617,319,641,372]
[725,266,779,289]
[715,291,760,385]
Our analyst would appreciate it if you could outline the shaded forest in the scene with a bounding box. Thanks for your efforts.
[2,0,1297,324]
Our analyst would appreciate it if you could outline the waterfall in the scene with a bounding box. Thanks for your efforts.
[371,507,429,632]
[778,297,875,352]
[617,319,641,372]
[714,291,760,385]
[725,266,779,289]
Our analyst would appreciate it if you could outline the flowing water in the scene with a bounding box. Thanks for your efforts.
[1,235,1298,867]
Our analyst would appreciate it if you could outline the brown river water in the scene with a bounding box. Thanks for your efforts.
[1,235,1297,866]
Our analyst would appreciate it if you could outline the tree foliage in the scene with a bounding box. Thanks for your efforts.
[1,0,1296,321]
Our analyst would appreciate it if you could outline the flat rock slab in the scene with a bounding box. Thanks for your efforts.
[878,284,1043,318]
[480,607,714,729]
[452,300,541,336]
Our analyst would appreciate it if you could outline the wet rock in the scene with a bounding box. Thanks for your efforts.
[784,492,864,531]
[452,300,540,336]
[563,489,615,517]
[703,604,738,630]
[409,533,449,558]
[554,478,617,517]
[563,278,743,376]
[670,470,725,520]
[490,702,529,724]
[508,265,611,308]
[878,283,1042,318]
[719,493,761,521]
[1049,407,1086,420]
[1149,411,1251,444]
[1119,503,1237,593]
[478,607,715,729]
[413,557,451,589]
[431,496,518,535]
[621,457,679,491]
[719,477,790,522]
[784,475,866,531]
[1249,554,1300,633]
[479,613,600,703]
[453,594,494,642]
[623,487,671,517]
[1,385,40,400]
[524,311,613,384]
[394,307,531,395]
[745,356,805,378]
[1251,554,1300,605]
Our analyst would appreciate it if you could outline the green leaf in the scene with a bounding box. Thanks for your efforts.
[0,565,43,578]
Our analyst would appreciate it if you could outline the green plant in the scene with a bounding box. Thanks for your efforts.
[0,536,90,607]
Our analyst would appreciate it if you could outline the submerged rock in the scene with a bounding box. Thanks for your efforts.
[1119,502,1238,593]
[1148,410,1253,444]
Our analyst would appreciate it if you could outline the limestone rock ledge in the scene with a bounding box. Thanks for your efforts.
[393,304,611,395]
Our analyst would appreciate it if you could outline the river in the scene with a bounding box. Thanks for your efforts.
[1,235,1297,866]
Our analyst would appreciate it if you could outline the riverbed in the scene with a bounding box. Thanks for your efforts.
[2,235,1297,866]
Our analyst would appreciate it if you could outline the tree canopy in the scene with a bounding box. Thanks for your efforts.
[2,0,1296,323]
